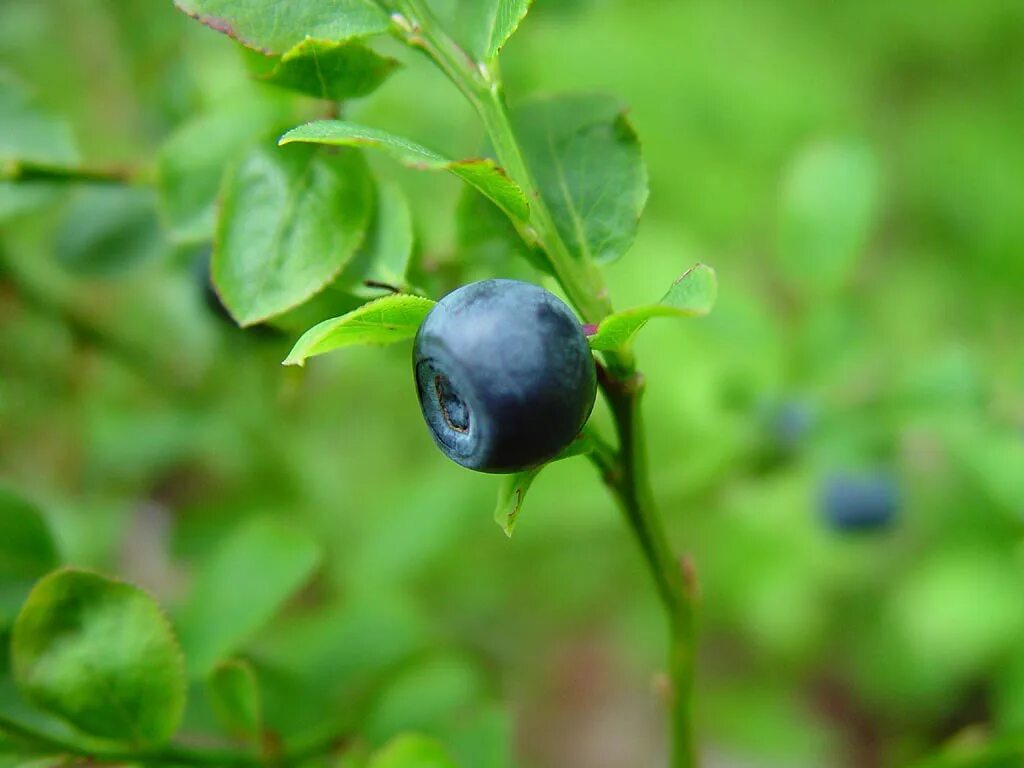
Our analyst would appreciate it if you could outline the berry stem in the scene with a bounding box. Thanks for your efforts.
[389,4,698,764]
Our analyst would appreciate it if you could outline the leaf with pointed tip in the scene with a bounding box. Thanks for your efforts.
[280,121,529,222]
[213,141,374,326]
[255,39,400,101]
[429,0,533,62]
[587,264,717,351]
[284,294,436,367]
[12,569,186,746]
[511,93,647,264]
[495,434,595,537]
[173,0,390,55]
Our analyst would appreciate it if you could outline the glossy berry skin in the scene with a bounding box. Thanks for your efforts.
[820,471,899,532]
[413,279,597,473]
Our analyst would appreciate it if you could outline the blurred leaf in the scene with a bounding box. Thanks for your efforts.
[456,189,547,273]
[0,488,58,624]
[510,93,647,263]
[157,109,277,243]
[368,734,459,768]
[214,142,374,326]
[11,569,186,746]
[366,655,484,746]
[255,39,399,100]
[207,658,262,740]
[339,181,417,298]
[54,186,166,276]
[0,69,77,167]
[495,433,596,537]
[280,121,530,222]
[176,517,322,677]
[587,264,717,350]
[0,182,64,224]
[777,140,879,293]
[173,0,390,54]
[427,0,533,62]
[283,294,436,367]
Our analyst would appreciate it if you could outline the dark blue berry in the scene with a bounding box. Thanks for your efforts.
[820,471,899,532]
[413,279,597,473]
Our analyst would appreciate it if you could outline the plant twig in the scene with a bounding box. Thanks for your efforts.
[388,7,700,765]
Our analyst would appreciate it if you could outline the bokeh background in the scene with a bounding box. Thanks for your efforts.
[2,1,1024,766]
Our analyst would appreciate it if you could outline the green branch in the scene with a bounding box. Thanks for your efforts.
[388,6,700,765]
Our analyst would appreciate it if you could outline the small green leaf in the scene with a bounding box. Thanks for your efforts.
[54,186,167,276]
[207,659,262,740]
[0,488,58,624]
[587,264,717,351]
[214,141,374,326]
[777,140,879,293]
[280,121,529,222]
[283,294,436,367]
[11,569,186,746]
[368,734,459,768]
[173,0,390,55]
[256,39,399,101]
[157,108,277,243]
[0,69,78,168]
[176,517,322,677]
[428,0,533,62]
[511,94,648,263]
[338,181,417,298]
[495,434,595,537]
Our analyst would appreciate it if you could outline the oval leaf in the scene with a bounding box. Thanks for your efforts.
[0,69,78,168]
[511,94,648,263]
[280,121,529,222]
[173,0,390,55]
[207,659,262,740]
[368,734,459,768]
[283,294,436,367]
[587,264,717,351]
[0,488,58,623]
[214,141,374,326]
[255,39,399,101]
[11,569,186,746]
[338,181,417,298]
[778,139,879,293]
[176,517,322,677]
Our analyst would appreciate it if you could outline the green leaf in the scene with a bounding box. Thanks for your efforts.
[157,109,277,243]
[176,516,322,677]
[11,569,186,746]
[587,264,717,351]
[280,121,529,222]
[283,294,436,367]
[511,93,648,263]
[494,434,595,537]
[338,181,417,298]
[0,488,58,624]
[368,734,459,768]
[777,139,879,293]
[255,39,399,101]
[207,659,262,740]
[0,69,78,167]
[456,187,546,273]
[427,0,533,62]
[214,141,374,326]
[173,0,390,55]
[54,186,167,276]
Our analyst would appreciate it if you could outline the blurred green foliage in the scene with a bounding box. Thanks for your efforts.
[1,0,1023,766]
